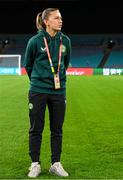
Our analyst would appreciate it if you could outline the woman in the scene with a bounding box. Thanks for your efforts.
[24,8,71,178]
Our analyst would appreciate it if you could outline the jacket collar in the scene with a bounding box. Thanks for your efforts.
[39,28,61,41]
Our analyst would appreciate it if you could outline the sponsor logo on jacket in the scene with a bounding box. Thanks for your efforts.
[40,47,46,52]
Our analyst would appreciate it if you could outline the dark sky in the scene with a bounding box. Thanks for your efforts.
[0,0,123,34]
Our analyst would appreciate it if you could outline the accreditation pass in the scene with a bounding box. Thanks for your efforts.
[54,74,60,89]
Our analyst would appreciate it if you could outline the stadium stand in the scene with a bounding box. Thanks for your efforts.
[0,34,123,68]
[71,46,104,68]
[104,50,123,68]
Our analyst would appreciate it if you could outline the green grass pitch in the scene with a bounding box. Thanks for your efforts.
[0,75,123,179]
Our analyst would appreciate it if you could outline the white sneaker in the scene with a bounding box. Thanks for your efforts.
[49,162,69,177]
[28,162,41,178]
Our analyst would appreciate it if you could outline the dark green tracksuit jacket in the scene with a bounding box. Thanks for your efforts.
[24,29,71,95]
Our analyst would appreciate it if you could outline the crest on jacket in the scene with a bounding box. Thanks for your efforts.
[62,45,66,53]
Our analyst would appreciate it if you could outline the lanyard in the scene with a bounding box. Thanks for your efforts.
[43,36,62,74]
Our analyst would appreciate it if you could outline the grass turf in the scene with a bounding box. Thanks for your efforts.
[0,75,123,179]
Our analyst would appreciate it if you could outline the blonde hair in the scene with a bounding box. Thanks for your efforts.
[36,12,42,30]
[36,8,59,31]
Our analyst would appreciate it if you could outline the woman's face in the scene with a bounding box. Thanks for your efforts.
[44,10,63,31]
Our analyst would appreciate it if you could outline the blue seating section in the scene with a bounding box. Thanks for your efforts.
[71,46,123,68]
[104,50,123,68]
[71,46,104,68]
